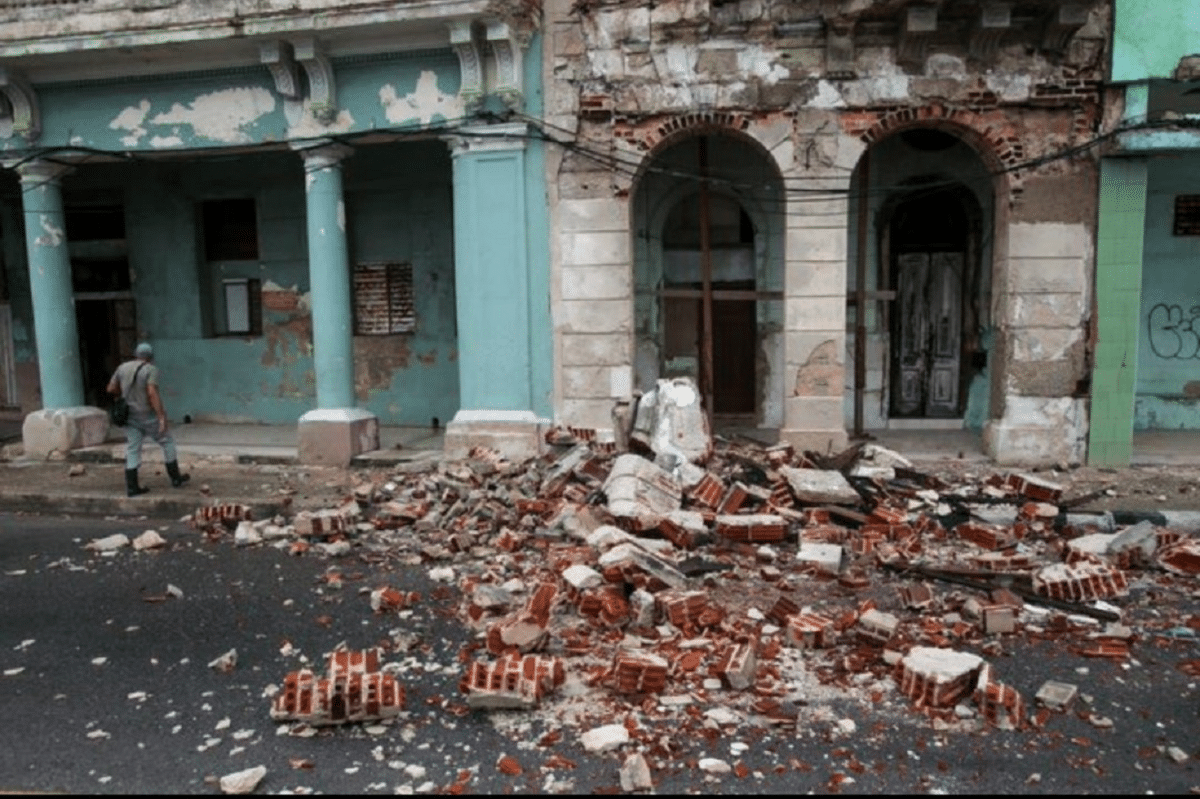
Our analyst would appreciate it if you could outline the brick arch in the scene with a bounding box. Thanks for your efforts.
[615,110,754,155]
[840,104,1021,184]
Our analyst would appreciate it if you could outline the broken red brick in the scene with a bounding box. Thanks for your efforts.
[194,503,253,530]
[272,647,404,725]
[715,514,788,543]
[767,595,800,626]
[899,583,935,610]
[1033,562,1129,602]
[1157,537,1200,576]
[460,652,565,709]
[612,650,669,694]
[716,639,758,690]
[954,521,1016,551]
[785,613,836,649]
[974,664,1024,730]
[896,647,983,710]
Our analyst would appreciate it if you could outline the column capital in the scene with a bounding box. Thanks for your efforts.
[295,140,353,170]
[9,158,72,187]
[444,122,529,157]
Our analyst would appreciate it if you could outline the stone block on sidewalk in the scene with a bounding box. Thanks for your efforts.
[604,454,682,528]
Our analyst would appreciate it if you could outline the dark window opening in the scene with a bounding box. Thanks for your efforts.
[65,205,125,242]
[354,262,415,335]
[1173,195,1200,236]
[202,198,259,260]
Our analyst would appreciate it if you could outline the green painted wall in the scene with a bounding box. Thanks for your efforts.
[1088,157,1148,466]
[1134,153,1200,428]
[1112,0,1200,82]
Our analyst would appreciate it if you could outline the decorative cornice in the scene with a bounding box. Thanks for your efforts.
[294,37,337,124]
[0,68,39,141]
[448,19,485,115]
[485,19,523,112]
[260,40,301,101]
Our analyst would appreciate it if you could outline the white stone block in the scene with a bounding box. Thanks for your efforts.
[560,263,632,300]
[580,723,629,753]
[559,299,633,333]
[795,541,843,574]
[562,230,630,267]
[780,466,859,505]
[1007,222,1089,259]
[562,564,603,591]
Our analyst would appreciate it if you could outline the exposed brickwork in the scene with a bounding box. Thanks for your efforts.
[614,111,754,153]
[612,650,669,695]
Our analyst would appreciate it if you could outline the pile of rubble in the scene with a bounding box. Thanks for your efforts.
[188,379,1200,768]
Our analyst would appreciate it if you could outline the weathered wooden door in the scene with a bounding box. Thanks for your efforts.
[892,251,963,417]
[712,298,756,414]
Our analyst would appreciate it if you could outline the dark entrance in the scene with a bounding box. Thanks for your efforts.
[661,193,758,416]
[888,188,971,418]
[66,205,136,407]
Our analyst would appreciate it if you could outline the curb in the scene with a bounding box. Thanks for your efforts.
[0,493,283,521]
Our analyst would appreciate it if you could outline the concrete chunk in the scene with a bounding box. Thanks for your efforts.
[779,467,861,505]
[604,454,682,527]
[796,541,843,575]
[581,723,630,753]
[630,377,712,468]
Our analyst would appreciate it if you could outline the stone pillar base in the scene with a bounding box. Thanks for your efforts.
[443,410,548,461]
[297,408,379,466]
[983,397,1088,466]
[778,428,850,456]
[22,407,110,459]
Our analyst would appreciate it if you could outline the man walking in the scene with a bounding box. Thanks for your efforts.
[106,342,190,497]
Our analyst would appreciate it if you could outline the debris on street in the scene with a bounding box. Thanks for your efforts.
[166,384,1200,778]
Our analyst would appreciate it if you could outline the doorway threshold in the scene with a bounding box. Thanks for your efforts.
[886,418,964,431]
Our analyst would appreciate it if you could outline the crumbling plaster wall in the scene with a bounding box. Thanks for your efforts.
[545,0,1107,464]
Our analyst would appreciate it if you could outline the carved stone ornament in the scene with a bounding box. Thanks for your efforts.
[260,40,302,101]
[0,68,40,141]
[294,38,338,124]
[449,20,485,114]
[486,19,524,112]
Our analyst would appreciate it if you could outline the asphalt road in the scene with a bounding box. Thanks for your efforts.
[0,511,1197,795]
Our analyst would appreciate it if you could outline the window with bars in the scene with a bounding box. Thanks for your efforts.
[353,262,415,335]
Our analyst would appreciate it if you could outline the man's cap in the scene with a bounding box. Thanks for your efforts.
[135,342,153,358]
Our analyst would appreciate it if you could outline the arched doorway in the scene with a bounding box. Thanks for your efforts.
[887,184,981,418]
[631,132,785,429]
[847,126,994,433]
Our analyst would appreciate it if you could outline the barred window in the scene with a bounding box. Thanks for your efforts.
[353,262,415,335]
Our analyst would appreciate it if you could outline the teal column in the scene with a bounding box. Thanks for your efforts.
[1088,156,1148,467]
[448,123,533,412]
[17,160,84,409]
[300,143,355,409]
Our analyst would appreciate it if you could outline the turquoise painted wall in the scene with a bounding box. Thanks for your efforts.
[1134,152,1200,428]
[5,143,460,425]
[1112,0,1200,83]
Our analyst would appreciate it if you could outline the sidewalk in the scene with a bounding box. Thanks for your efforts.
[0,421,446,521]
[2,419,1200,523]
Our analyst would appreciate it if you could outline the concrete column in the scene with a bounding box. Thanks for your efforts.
[442,122,547,460]
[1086,156,1148,467]
[15,159,108,458]
[779,178,851,454]
[19,160,82,409]
[295,142,378,465]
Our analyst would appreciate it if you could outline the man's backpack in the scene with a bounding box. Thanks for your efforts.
[108,362,146,427]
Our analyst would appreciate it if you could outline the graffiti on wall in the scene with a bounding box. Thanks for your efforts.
[1148,303,1200,359]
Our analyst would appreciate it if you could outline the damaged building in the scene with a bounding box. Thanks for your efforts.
[0,0,1158,469]
[0,0,552,465]
[542,0,1108,465]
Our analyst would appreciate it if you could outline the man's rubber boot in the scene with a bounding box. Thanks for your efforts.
[125,468,149,497]
[166,461,190,488]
